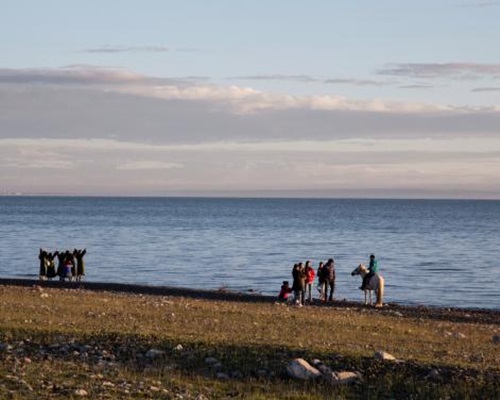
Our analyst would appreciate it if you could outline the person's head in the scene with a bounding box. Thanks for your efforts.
[282,280,289,286]
[327,258,334,265]
[305,260,311,267]
[370,254,375,260]
[319,261,324,267]
[298,262,303,267]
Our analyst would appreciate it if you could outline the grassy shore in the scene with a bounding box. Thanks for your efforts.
[0,282,499,399]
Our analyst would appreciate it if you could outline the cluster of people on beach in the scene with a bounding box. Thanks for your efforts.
[278,255,379,306]
[38,248,86,282]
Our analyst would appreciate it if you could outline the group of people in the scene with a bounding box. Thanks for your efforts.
[278,255,379,306]
[38,248,86,282]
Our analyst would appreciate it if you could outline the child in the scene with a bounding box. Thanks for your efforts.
[278,281,292,302]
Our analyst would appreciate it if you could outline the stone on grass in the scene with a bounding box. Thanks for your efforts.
[204,357,219,365]
[145,349,165,358]
[74,389,88,396]
[174,344,183,351]
[374,350,396,361]
[216,372,229,380]
[286,358,322,380]
[324,371,362,385]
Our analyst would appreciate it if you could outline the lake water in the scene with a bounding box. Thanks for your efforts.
[0,197,498,310]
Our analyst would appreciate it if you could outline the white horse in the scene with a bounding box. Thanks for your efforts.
[351,264,384,308]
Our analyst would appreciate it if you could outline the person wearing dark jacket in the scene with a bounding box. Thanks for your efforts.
[324,258,336,301]
[292,262,306,306]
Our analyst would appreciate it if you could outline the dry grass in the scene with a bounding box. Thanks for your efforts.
[0,285,499,399]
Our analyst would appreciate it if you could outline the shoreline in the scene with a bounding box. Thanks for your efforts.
[1,278,498,325]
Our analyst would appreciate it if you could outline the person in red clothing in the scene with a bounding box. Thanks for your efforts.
[304,260,316,303]
[278,281,292,302]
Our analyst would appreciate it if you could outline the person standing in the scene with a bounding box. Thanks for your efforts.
[324,258,336,301]
[304,261,315,303]
[292,262,306,306]
[316,261,326,301]
[38,249,48,280]
[73,248,86,281]
[360,254,379,290]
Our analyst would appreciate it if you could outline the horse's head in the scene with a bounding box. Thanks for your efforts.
[351,264,367,276]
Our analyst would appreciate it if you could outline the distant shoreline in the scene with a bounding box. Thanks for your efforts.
[1,278,498,325]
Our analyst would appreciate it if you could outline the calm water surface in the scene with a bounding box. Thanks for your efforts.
[0,197,498,309]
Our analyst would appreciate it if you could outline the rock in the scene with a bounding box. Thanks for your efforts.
[493,335,500,344]
[286,358,322,380]
[212,363,223,370]
[216,372,229,380]
[174,344,183,351]
[145,349,165,358]
[324,371,362,385]
[74,389,88,396]
[425,369,440,380]
[374,351,396,361]
[102,381,115,387]
[453,332,466,339]
[204,357,219,365]
[40,293,49,298]
[0,343,12,352]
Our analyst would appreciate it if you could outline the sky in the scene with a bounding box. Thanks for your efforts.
[1,0,499,198]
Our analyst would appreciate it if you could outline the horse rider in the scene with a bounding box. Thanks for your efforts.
[360,254,379,290]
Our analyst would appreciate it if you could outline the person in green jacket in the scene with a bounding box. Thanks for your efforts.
[360,254,379,290]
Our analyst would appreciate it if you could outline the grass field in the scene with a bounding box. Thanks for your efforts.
[0,284,499,399]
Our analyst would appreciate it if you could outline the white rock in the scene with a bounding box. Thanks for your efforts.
[453,332,466,339]
[324,371,362,385]
[174,344,183,351]
[286,358,322,380]
[374,350,396,361]
[74,389,88,396]
[40,293,49,298]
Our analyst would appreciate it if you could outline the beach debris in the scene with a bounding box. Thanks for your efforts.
[74,389,88,396]
[286,358,322,380]
[493,335,500,344]
[374,350,396,361]
[145,349,165,358]
[323,371,362,386]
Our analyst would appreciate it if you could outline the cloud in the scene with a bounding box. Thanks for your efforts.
[116,161,184,170]
[83,45,170,53]
[378,62,500,79]
[233,74,394,86]
[1,66,499,154]
[233,74,318,83]
[399,84,435,90]
[0,66,204,86]
[457,1,500,7]
[471,87,500,92]
[324,78,394,87]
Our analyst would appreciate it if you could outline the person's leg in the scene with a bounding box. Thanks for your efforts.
[328,282,334,300]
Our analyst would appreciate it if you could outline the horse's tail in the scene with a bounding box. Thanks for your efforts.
[376,276,384,307]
